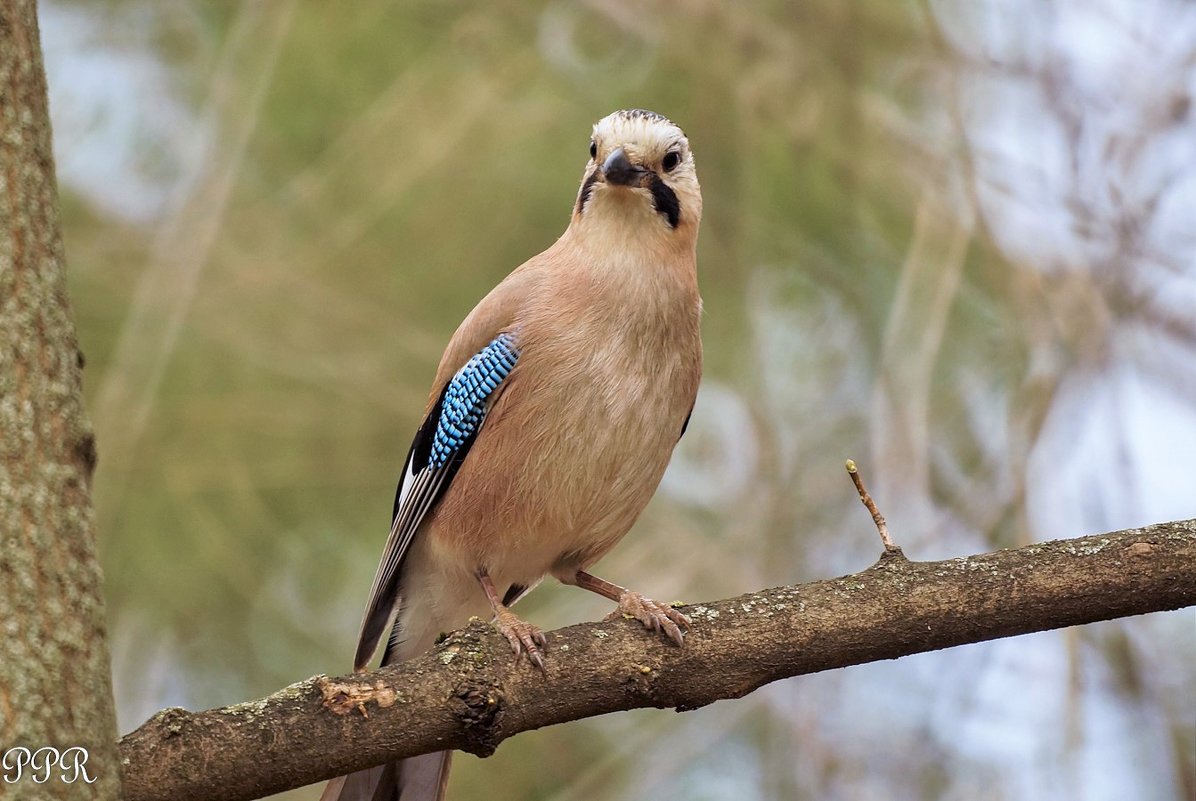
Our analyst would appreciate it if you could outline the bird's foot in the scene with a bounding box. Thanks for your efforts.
[607,590,691,646]
[493,607,547,669]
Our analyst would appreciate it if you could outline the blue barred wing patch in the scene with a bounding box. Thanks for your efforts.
[429,333,520,468]
[358,331,520,669]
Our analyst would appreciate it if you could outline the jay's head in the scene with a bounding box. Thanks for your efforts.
[573,109,701,241]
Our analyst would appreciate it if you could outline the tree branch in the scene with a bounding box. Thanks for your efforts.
[118,519,1196,801]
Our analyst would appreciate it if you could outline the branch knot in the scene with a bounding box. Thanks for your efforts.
[453,681,504,757]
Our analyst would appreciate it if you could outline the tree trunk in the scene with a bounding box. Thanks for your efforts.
[0,1,121,797]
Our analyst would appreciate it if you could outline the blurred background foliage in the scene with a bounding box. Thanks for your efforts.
[40,0,1195,799]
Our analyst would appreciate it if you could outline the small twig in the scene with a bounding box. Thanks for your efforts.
[845,459,899,552]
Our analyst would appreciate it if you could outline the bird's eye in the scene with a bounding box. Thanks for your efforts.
[662,151,681,172]
[589,141,597,160]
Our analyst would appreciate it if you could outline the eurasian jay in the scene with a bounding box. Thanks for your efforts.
[322,108,703,801]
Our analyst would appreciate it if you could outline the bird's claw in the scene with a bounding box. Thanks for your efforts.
[494,607,547,669]
[607,590,691,646]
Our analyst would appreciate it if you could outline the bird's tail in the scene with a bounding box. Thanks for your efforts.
[321,590,461,801]
[319,752,451,801]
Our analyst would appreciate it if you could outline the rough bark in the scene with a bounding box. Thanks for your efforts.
[119,519,1195,801]
[0,1,122,798]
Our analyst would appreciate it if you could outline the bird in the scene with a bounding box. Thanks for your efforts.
[321,108,703,801]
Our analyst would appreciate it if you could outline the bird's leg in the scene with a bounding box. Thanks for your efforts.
[568,570,691,646]
[477,571,547,669]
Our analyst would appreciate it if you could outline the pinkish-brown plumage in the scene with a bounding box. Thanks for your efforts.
[323,109,703,801]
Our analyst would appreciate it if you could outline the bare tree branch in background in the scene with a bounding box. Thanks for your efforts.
[119,519,1196,801]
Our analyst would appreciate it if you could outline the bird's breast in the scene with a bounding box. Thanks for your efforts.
[426,276,701,587]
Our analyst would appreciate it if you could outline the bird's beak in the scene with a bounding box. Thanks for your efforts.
[601,147,646,187]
